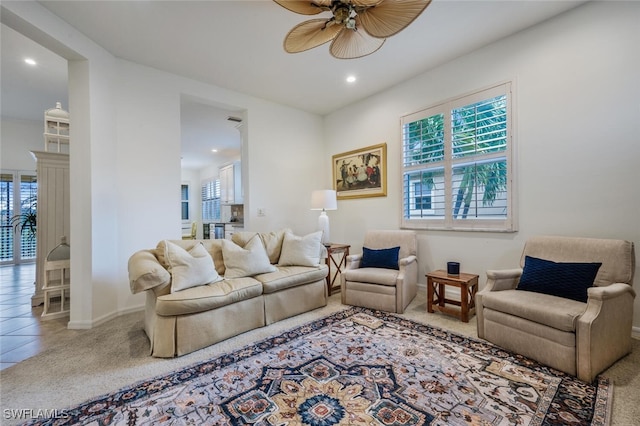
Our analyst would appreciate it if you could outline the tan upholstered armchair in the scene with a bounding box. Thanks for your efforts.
[341,230,417,313]
[476,236,636,383]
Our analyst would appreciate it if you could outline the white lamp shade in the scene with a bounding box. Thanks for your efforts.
[310,190,337,211]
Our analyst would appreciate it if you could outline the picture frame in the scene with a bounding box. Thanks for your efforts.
[332,143,387,200]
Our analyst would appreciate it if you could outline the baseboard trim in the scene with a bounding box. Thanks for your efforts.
[67,304,144,330]
[633,326,640,340]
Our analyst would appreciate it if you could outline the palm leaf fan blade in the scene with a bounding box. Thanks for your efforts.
[284,19,342,53]
[350,0,384,6]
[329,22,385,59]
[273,0,331,15]
[358,0,432,38]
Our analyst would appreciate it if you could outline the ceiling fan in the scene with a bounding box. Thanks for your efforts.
[273,0,432,59]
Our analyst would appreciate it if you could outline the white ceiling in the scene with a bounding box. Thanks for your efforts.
[2,0,587,168]
[1,23,68,122]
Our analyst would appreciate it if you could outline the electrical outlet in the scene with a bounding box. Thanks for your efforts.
[257,208,266,217]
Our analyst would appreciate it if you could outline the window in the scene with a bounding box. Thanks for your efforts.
[181,184,189,221]
[414,182,433,211]
[202,179,221,222]
[1,171,37,264]
[401,82,515,231]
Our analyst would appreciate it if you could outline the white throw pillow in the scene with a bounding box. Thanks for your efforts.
[222,235,277,278]
[278,231,323,267]
[164,241,222,293]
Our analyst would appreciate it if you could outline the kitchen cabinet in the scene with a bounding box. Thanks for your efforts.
[220,161,243,204]
[224,224,243,240]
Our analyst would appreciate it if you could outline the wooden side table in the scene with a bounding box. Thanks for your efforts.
[426,269,479,322]
[325,244,350,295]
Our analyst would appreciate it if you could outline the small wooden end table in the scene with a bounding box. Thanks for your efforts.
[426,269,479,323]
[325,244,350,295]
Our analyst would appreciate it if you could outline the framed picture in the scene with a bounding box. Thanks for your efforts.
[332,143,387,200]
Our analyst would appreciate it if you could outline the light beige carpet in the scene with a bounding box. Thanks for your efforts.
[1,292,639,425]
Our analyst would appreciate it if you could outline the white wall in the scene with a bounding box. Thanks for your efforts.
[113,60,326,315]
[0,118,41,171]
[324,2,640,328]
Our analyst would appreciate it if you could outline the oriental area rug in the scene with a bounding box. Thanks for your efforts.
[25,308,611,426]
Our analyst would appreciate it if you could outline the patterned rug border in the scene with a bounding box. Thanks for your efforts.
[25,306,612,425]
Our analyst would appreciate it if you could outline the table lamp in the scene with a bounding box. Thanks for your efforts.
[311,189,337,246]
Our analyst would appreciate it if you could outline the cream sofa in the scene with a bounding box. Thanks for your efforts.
[476,236,636,382]
[128,229,328,357]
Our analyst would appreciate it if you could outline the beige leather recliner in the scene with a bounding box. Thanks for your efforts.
[476,236,636,382]
[341,230,418,313]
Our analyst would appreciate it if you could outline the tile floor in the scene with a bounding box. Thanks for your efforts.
[0,263,67,370]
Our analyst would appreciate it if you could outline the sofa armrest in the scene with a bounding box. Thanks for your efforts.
[395,255,418,314]
[484,268,523,292]
[399,255,417,268]
[319,245,328,261]
[576,283,636,382]
[587,282,636,301]
[397,255,418,285]
[128,250,171,294]
[345,254,362,270]
[397,255,418,286]
[476,268,522,339]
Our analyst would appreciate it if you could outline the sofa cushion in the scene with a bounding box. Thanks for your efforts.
[343,267,399,287]
[257,265,328,294]
[222,235,277,278]
[360,246,400,270]
[232,229,290,264]
[278,231,323,267]
[481,289,587,332]
[163,241,222,293]
[155,277,263,316]
[517,256,601,303]
[156,239,226,275]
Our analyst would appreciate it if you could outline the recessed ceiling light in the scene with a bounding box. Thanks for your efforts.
[24,58,37,66]
[346,75,356,83]
[211,149,218,153]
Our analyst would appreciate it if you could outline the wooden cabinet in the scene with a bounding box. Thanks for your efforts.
[220,161,242,204]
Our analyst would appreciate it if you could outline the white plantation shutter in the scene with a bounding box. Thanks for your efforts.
[0,173,14,262]
[401,82,516,232]
[1,171,37,263]
[202,179,221,222]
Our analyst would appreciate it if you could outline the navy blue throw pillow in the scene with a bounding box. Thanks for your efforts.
[517,256,602,303]
[360,246,400,270]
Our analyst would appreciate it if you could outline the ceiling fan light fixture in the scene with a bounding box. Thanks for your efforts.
[346,18,356,30]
